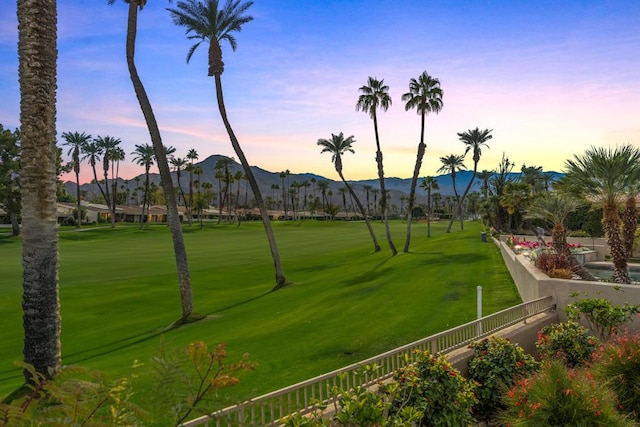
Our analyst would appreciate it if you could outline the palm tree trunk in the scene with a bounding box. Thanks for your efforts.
[372,112,397,255]
[215,74,288,288]
[18,0,61,382]
[126,3,193,318]
[74,165,82,227]
[603,201,631,283]
[403,141,425,252]
[447,165,478,233]
[427,188,432,238]
[337,170,380,252]
[622,194,638,260]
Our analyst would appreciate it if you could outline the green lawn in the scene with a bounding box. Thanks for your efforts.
[0,219,520,409]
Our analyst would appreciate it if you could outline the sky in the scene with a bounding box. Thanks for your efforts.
[1,1,639,185]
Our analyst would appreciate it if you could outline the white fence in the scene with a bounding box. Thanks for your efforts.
[183,295,554,427]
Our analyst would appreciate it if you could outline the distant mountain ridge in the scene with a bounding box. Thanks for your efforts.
[65,154,564,205]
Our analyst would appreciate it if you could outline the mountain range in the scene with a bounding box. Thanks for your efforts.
[65,154,563,206]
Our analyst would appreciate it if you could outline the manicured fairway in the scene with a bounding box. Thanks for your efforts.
[0,220,519,411]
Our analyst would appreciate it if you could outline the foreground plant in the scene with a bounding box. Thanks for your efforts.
[500,361,633,426]
[391,351,477,426]
[536,321,598,368]
[593,331,640,420]
[565,294,640,341]
[148,340,254,426]
[467,337,539,421]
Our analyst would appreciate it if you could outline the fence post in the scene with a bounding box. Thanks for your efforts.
[477,286,483,335]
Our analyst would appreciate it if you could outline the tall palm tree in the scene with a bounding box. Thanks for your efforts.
[62,131,92,227]
[420,176,439,238]
[564,145,640,284]
[401,71,443,252]
[447,127,492,233]
[81,140,108,204]
[279,170,288,217]
[477,169,493,199]
[185,148,199,225]
[170,156,188,206]
[131,143,155,227]
[94,135,121,226]
[362,184,372,216]
[438,154,466,231]
[18,0,61,381]
[317,132,380,252]
[317,180,329,213]
[356,76,396,255]
[169,0,287,288]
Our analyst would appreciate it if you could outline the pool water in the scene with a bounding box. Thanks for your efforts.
[583,263,640,282]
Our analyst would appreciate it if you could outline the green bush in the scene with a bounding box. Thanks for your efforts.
[594,332,640,420]
[565,296,640,341]
[536,321,598,368]
[391,351,477,426]
[467,337,540,421]
[500,361,632,426]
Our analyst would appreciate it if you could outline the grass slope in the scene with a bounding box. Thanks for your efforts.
[0,220,519,408]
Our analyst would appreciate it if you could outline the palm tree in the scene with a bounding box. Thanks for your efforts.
[317,132,381,252]
[131,143,155,228]
[317,180,329,213]
[499,181,530,231]
[170,156,188,206]
[94,135,122,226]
[420,176,439,238]
[401,71,443,252]
[521,164,544,194]
[169,0,287,288]
[185,148,199,225]
[362,184,372,216]
[81,140,108,205]
[62,131,92,227]
[447,127,492,233]
[18,0,61,381]
[477,170,493,199]
[564,146,640,284]
[438,154,466,230]
[356,76,396,255]
[371,187,380,217]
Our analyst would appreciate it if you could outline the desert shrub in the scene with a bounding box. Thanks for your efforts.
[500,361,632,426]
[467,337,540,421]
[565,296,640,341]
[533,249,571,276]
[536,321,598,368]
[390,351,477,426]
[549,268,572,279]
[593,332,640,420]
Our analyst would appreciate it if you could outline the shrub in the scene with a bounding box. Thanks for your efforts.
[467,337,540,421]
[500,361,632,426]
[568,229,591,237]
[391,351,477,426]
[533,249,571,276]
[536,321,598,368]
[565,296,640,341]
[593,332,640,420]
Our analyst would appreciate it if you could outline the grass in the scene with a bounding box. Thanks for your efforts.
[0,219,520,411]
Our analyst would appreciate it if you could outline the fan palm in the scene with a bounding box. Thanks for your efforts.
[317,133,380,252]
[447,127,492,233]
[438,154,466,229]
[401,71,443,251]
[356,77,396,255]
[170,156,189,206]
[169,0,287,288]
[131,143,155,227]
[62,131,92,227]
[564,145,640,283]
[81,140,108,204]
[18,0,60,381]
[420,176,439,238]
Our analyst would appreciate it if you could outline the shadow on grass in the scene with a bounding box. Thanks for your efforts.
[0,236,18,245]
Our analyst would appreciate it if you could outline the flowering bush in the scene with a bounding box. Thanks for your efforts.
[467,337,540,421]
[500,361,632,426]
[507,235,587,256]
[565,297,640,341]
[593,332,640,420]
[536,321,598,368]
[391,351,477,426]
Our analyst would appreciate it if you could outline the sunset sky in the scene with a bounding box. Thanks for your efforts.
[1,1,638,184]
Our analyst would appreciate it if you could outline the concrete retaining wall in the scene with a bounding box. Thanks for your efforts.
[496,238,640,330]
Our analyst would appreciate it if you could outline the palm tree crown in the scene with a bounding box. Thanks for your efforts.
[168,0,254,76]
[458,127,492,165]
[356,77,392,119]
[401,72,443,121]
[316,132,355,174]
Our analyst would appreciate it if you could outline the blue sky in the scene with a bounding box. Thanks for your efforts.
[1,1,639,184]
